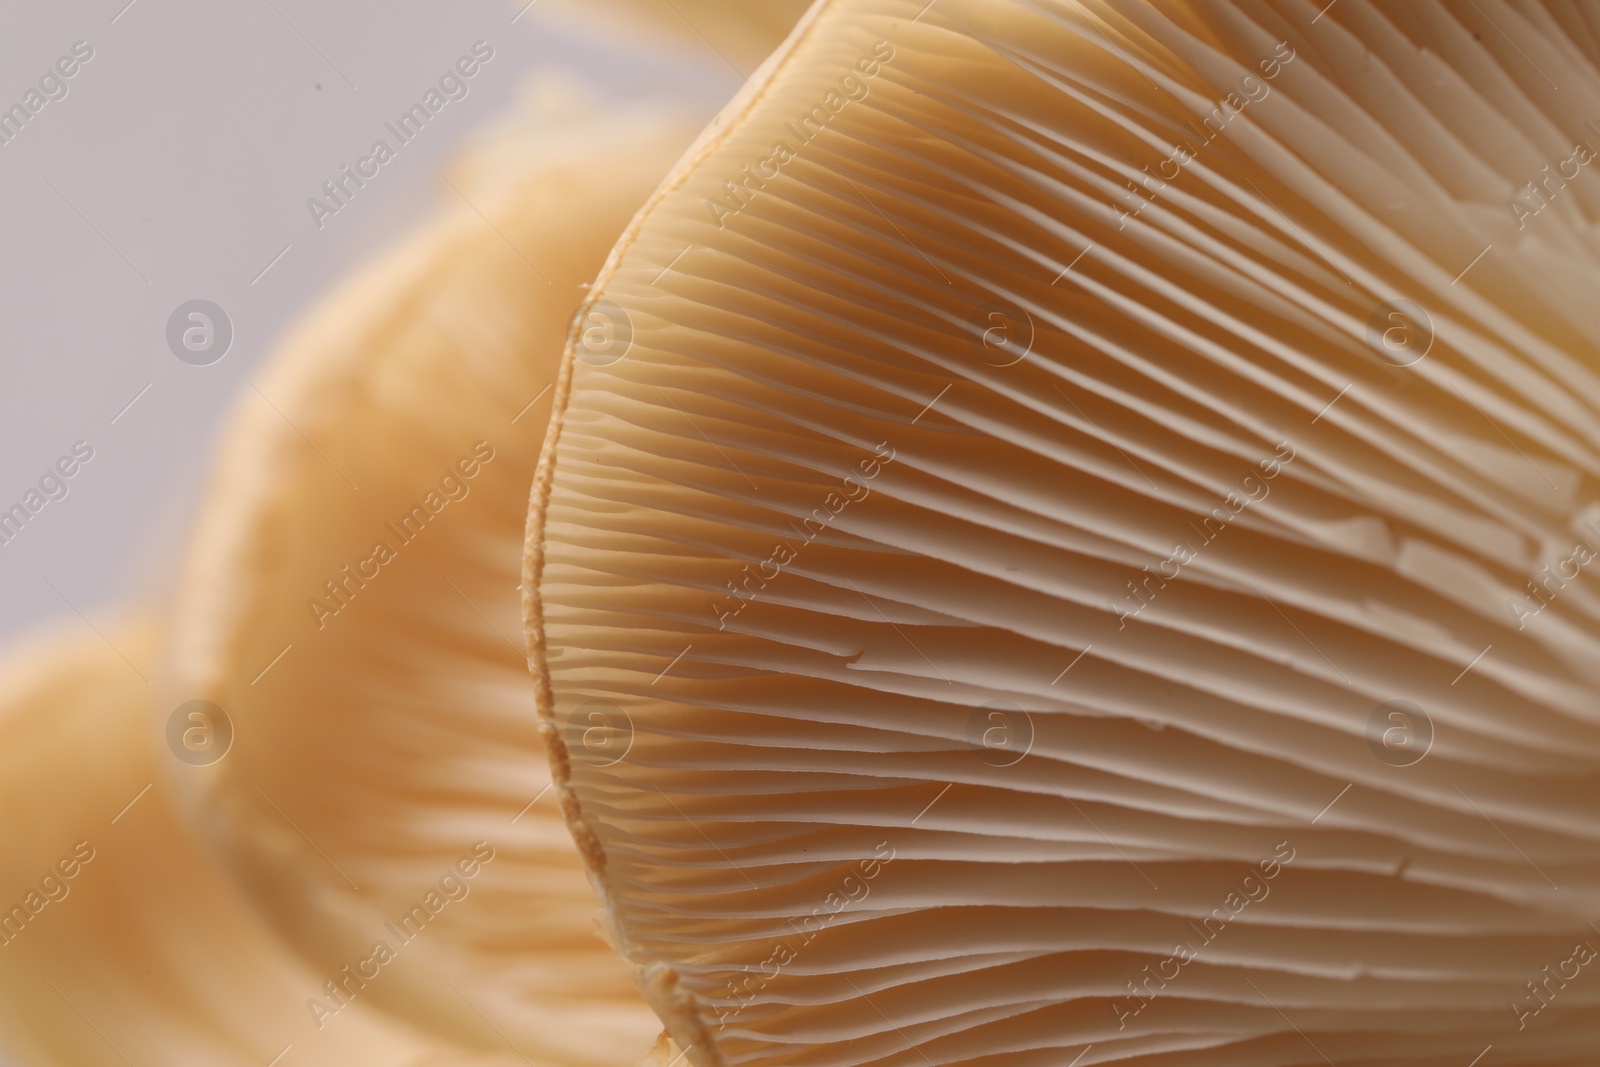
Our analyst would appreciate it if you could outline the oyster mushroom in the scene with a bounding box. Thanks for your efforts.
[0,622,469,1066]
[529,1,1600,1064]
[165,80,698,1064]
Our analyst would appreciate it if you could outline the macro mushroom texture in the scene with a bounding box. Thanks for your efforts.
[164,81,698,1065]
[0,622,492,1067]
[530,1,1600,1065]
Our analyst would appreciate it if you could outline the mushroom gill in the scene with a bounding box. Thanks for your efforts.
[528,2,1600,1065]
[164,80,696,1064]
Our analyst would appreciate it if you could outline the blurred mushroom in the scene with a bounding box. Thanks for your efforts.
[540,0,813,78]
[529,1,1600,1064]
[0,621,478,1067]
[164,78,698,1063]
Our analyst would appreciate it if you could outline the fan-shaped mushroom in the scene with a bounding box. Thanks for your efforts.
[529,2,1600,1064]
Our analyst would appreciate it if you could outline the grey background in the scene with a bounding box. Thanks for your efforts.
[0,0,738,649]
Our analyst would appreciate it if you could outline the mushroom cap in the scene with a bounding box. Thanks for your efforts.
[166,78,696,1063]
[540,0,814,78]
[0,621,476,1066]
[528,1,1600,1064]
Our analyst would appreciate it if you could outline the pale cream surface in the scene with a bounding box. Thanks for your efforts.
[163,82,700,1064]
[0,621,501,1066]
[538,0,816,78]
[532,2,1600,1064]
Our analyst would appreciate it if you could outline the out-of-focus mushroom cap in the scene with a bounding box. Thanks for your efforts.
[167,76,698,1064]
[539,0,814,78]
[0,621,484,1067]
